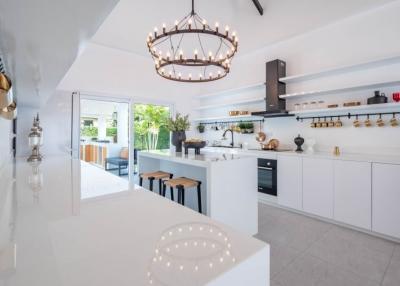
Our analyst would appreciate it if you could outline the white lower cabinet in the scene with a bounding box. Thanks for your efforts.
[372,163,400,239]
[303,158,334,219]
[277,155,302,210]
[334,161,371,230]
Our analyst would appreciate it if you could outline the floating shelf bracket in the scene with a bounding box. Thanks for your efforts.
[199,118,265,125]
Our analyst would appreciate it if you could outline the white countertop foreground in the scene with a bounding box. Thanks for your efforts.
[204,147,400,165]
[0,156,268,286]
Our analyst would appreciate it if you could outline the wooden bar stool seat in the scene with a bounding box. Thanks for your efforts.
[139,171,173,195]
[163,177,202,213]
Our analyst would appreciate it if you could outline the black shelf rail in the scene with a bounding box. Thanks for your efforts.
[199,118,265,125]
[0,56,5,73]
[296,111,400,122]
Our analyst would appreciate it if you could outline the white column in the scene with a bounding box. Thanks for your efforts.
[97,115,107,140]
[117,103,128,147]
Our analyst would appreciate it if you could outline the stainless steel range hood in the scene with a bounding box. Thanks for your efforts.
[252,59,294,118]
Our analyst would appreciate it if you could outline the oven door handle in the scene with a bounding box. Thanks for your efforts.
[258,166,274,170]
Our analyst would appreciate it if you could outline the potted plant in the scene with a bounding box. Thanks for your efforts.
[166,113,190,152]
[238,122,247,134]
[245,122,254,134]
[197,124,205,133]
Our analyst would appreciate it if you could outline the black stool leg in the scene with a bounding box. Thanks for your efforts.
[181,187,185,205]
[149,177,154,192]
[177,186,182,204]
[170,187,174,201]
[197,182,202,213]
[158,179,162,195]
[162,182,166,197]
[139,175,143,186]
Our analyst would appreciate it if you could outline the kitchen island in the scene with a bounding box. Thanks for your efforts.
[138,150,258,235]
[0,156,269,286]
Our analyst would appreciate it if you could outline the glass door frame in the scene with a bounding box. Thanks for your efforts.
[73,92,134,183]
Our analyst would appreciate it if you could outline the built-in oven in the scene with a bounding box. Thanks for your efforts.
[257,158,277,196]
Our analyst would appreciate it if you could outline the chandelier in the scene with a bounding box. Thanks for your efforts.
[146,0,238,83]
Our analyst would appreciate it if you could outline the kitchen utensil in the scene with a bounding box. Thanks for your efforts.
[333,146,340,156]
[353,115,361,128]
[318,100,325,108]
[310,118,316,128]
[261,139,280,150]
[390,114,398,127]
[365,115,373,127]
[302,102,309,110]
[343,101,361,107]
[316,118,322,128]
[335,117,342,127]
[228,111,240,116]
[368,90,388,105]
[294,134,304,152]
[393,92,400,102]
[0,73,11,91]
[328,117,335,127]
[239,111,249,115]
[321,117,328,128]
[255,121,266,143]
[0,101,17,120]
[376,114,385,127]
[327,104,338,108]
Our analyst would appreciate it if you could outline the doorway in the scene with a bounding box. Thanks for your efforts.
[79,98,130,199]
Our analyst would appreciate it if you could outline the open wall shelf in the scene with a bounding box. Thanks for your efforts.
[194,97,265,110]
[279,80,400,99]
[196,82,265,99]
[192,115,264,123]
[279,54,400,83]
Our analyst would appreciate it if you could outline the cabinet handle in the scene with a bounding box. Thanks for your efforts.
[258,166,273,170]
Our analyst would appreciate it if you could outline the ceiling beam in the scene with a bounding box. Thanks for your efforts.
[251,0,263,15]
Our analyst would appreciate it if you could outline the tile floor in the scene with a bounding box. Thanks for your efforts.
[255,203,400,286]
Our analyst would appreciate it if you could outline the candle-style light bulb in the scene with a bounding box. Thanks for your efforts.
[199,74,203,80]
[175,20,179,30]
[225,25,229,36]
[154,27,158,37]
[215,22,219,32]
[178,72,182,79]
[232,31,236,41]
[148,32,153,40]
[179,50,183,60]
[188,19,192,29]
[209,72,213,79]
[162,23,166,34]
[208,51,212,61]
[218,70,221,77]
[166,52,170,60]
[169,71,172,78]
[202,19,207,30]
[194,49,198,60]
[188,73,192,80]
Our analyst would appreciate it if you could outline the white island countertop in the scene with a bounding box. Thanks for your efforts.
[138,149,252,167]
[0,156,269,286]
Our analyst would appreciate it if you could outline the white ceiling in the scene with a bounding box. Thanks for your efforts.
[92,0,396,58]
[0,0,119,107]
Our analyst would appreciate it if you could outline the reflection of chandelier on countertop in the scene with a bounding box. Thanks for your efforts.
[146,0,238,83]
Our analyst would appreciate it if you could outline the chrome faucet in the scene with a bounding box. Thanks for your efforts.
[222,129,234,147]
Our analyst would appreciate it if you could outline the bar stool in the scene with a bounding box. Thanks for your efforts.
[139,171,173,195]
[163,177,202,213]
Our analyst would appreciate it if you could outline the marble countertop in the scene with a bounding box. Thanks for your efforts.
[138,149,253,167]
[204,147,400,165]
[0,156,267,286]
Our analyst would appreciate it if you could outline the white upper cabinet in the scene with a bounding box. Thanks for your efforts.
[277,155,302,210]
[372,163,400,239]
[334,160,372,230]
[303,158,334,219]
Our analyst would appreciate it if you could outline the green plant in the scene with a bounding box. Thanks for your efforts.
[106,127,117,137]
[197,124,205,133]
[133,104,170,150]
[81,126,98,137]
[166,113,190,132]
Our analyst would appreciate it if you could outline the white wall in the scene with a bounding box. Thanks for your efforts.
[196,1,400,155]
[0,118,12,169]
[17,91,72,157]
